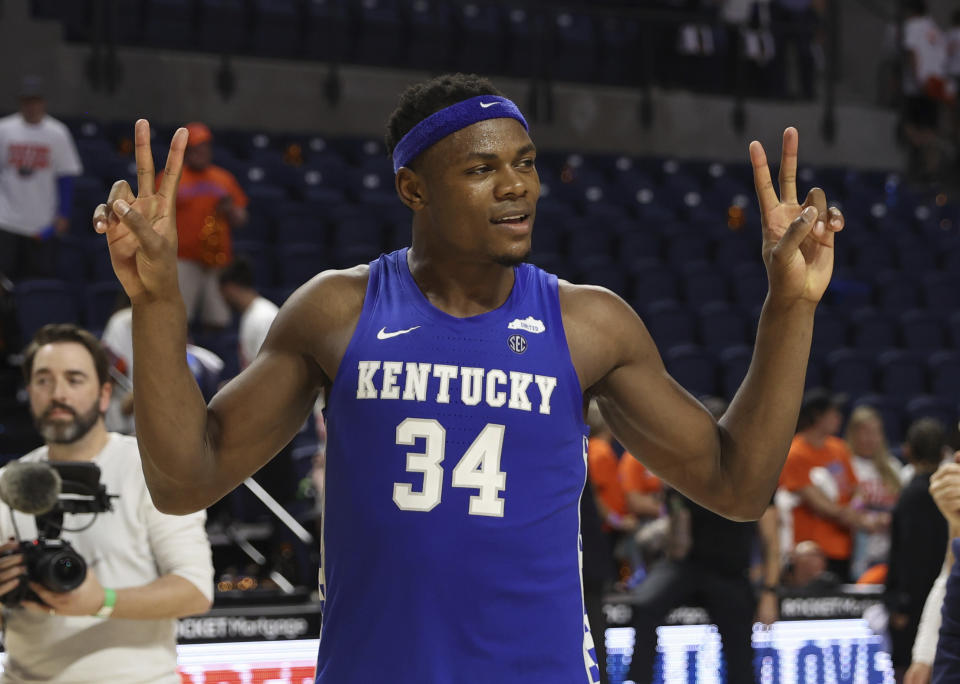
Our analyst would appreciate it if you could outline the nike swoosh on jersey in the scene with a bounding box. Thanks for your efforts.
[377,326,421,340]
[479,101,501,108]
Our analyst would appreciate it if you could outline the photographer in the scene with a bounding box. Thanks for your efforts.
[0,324,213,683]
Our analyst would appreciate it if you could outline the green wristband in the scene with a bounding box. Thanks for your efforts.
[94,588,116,618]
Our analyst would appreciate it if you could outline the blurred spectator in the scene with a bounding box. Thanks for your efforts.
[218,256,279,370]
[947,10,960,158]
[886,417,950,679]
[625,397,779,684]
[779,388,885,582]
[899,1,951,181]
[175,122,248,330]
[100,303,225,429]
[0,75,82,281]
[586,401,640,538]
[100,292,135,434]
[781,540,840,593]
[927,451,960,683]
[771,0,821,99]
[846,405,904,580]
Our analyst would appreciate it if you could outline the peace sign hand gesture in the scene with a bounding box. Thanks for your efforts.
[92,120,187,303]
[750,127,845,306]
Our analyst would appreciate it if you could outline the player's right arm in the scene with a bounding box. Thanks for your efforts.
[93,121,365,514]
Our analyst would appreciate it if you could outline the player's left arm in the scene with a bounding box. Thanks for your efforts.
[564,127,844,521]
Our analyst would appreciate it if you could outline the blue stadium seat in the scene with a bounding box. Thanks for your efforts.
[810,309,848,359]
[596,14,641,85]
[873,270,920,313]
[404,0,454,69]
[454,2,505,74]
[849,308,897,351]
[251,0,301,58]
[904,395,957,433]
[551,10,599,83]
[877,350,927,398]
[304,0,350,62]
[55,235,92,284]
[922,272,960,312]
[697,302,747,349]
[198,0,247,53]
[825,348,876,397]
[630,263,679,310]
[619,227,662,263]
[143,0,196,50]
[233,240,275,290]
[929,351,960,403]
[566,219,612,262]
[578,260,627,296]
[83,281,123,333]
[15,280,80,342]
[895,238,936,274]
[353,0,404,66]
[276,243,326,288]
[718,345,752,400]
[949,311,960,349]
[899,309,945,353]
[728,263,767,312]
[664,345,717,398]
[643,300,695,348]
[681,261,728,306]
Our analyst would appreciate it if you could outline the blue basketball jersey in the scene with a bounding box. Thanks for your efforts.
[318,248,598,683]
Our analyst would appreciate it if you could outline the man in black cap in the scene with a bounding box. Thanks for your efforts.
[0,75,82,281]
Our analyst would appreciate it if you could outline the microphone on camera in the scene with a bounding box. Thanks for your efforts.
[0,461,62,515]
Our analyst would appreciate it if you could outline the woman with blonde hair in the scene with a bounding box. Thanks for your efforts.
[845,405,903,580]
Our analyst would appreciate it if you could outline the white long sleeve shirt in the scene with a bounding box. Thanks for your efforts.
[0,434,213,683]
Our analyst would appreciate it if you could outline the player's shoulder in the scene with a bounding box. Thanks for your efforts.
[557,279,643,347]
[557,279,632,319]
[271,265,370,339]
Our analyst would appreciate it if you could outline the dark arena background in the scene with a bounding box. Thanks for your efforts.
[0,0,959,682]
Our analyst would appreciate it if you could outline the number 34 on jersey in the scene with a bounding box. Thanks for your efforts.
[394,418,508,518]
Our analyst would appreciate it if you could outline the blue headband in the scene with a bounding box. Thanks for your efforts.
[391,95,529,173]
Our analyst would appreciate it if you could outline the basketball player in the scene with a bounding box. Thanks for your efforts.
[91,74,844,683]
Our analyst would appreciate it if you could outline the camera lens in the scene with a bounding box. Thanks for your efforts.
[34,547,86,593]
[53,557,83,585]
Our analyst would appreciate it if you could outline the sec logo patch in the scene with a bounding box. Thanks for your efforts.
[508,334,527,354]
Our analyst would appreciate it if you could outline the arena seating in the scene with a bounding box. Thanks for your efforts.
[2,111,958,457]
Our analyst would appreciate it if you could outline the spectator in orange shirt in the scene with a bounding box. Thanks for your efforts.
[586,400,636,534]
[175,122,248,329]
[780,389,887,582]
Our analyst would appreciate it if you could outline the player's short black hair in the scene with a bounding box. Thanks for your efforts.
[906,417,945,465]
[22,323,110,387]
[384,73,505,161]
[219,256,256,288]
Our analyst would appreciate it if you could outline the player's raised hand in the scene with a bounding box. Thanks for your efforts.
[749,127,844,306]
[92,120,186,303]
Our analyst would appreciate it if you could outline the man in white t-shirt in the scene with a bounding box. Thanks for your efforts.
[0,76,82,281]
[0,324,213,683]
[218,256,279,370]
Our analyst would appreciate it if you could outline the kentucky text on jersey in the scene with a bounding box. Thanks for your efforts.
[355,360,558,414]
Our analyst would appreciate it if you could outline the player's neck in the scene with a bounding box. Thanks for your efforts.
[406,245,515,318]
[46,423,110,462]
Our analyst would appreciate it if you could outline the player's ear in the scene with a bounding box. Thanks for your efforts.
[395,167,426,211]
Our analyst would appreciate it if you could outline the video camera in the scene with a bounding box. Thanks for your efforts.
[0,461,115,606]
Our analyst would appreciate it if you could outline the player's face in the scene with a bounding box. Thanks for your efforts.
[28,342,110,444]
[418,118,539,266]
